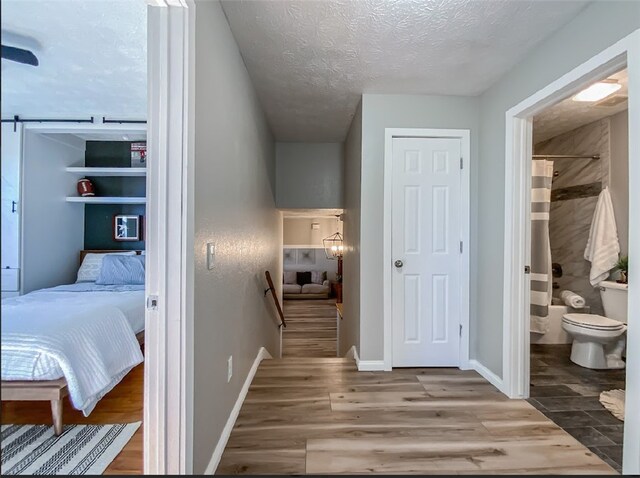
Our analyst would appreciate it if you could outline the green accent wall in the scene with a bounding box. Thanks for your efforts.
[84,141,146,250]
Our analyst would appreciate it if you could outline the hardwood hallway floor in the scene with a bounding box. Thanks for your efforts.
[282,299,337,357]
[216,358,616,475]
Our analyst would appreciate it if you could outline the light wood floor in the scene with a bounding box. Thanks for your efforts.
[1,364,143,475]
[217,358,616,475]
[282,299,337,357]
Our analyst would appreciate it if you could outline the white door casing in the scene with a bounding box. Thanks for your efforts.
[391,136,464,367]
[145,0,194,474]
[503,29,640,475]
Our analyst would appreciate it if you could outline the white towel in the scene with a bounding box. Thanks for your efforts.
[599,389,625,421]
[584,187,620,286]
[560,290,586,309]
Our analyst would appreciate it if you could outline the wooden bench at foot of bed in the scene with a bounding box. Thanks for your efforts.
[1,331,145,436]
[1,379,69,435]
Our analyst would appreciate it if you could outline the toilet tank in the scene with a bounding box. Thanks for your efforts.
[599,281,628,323]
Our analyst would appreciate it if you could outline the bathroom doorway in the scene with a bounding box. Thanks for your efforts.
[526,68,629,471]
[502,31,640,473]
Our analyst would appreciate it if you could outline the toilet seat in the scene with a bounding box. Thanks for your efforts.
[562,313,625,331]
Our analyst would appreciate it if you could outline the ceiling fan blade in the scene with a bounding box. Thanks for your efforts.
[1,45,39,66]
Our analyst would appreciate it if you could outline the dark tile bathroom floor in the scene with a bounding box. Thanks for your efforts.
[528,344,626,473]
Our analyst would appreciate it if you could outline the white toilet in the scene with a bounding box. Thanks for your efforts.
[562,281,628,369]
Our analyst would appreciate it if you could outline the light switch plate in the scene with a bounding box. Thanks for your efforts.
[207,243,215,270]
[227,356,233,383]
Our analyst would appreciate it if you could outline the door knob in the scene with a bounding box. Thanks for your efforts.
[394,260,404,268]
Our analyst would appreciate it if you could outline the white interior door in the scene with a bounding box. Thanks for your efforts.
[391,137,462,367]
[1,123,22,293]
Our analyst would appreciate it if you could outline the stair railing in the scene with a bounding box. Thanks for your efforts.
[264,271,286,328]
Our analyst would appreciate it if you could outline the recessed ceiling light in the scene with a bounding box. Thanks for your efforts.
[573,81,622,102]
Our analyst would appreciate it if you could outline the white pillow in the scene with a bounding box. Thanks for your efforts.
[311,271,327,285]
[77,251,137,283]
[283,271,297,285]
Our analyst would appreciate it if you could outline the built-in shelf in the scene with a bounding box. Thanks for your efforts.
[66,167,147,177]
[66,196,146,204]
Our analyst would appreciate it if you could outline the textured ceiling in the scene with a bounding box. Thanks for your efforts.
[221,0,588,141]
[533,69,628,144]
[1,0,146,119]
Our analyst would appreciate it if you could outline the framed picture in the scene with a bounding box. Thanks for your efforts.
[130,142,147,167]
[114,215,141,241]
[283,248,296,265]
[297,248,316,265]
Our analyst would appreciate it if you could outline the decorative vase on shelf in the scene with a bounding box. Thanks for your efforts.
[77,178,95,197]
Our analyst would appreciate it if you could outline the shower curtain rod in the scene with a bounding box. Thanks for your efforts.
[532,154,600,160]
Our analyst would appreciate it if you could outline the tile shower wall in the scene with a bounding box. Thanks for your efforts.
[535,118,611,315]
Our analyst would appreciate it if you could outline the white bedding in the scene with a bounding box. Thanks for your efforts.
[1,283,145,416]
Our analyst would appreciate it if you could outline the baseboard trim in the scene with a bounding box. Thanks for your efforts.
[469,359,505,394]
[357,360,385,371]
[345,347,384,371]
[345,345,359,365]
[458,359,473,371]
[204,346,272,474]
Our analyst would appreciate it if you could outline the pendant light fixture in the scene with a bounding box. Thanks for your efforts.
[322,215,343,260]
[323,214,344,283]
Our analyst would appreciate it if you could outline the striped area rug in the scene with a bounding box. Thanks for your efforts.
[1,422,140,475]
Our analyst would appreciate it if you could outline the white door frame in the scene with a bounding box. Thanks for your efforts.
[383,128,471,372]
[145,0,194,474]
[502,29,640,474]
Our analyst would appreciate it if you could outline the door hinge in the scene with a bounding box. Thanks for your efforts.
[146,295,158,310]
[459,324,462,337]
[460,157,463,169]
[524,265,531,275]
[459,241,463,253]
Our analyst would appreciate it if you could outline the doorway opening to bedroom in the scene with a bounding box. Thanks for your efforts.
[280,209,343,358]
[0,0,148,473]
[0,125,148,475]
[525,66,628,472]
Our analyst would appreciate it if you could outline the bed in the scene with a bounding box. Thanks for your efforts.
[1,250,145,435]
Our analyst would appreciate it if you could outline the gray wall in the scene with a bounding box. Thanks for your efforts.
[359,94,480,360]
[341,101,362,356]
[283,217,342,247]
[477,1,640,376]
[535,118,612,315]
[192,1,281,473]
[610,110,629,256]
[22,132,85,293]
[276,142,343,209]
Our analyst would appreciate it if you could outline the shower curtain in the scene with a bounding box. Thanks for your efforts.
[530,159,554,334]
